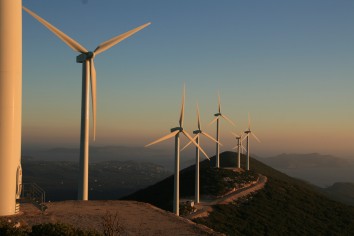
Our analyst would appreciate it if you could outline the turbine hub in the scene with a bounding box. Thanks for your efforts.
[214,113,221,117]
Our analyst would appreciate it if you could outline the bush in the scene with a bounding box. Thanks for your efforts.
[30,223,100,236]
[0,219,28,236]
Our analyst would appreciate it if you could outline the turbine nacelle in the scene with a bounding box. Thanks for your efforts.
[193,130,202,134]
[76,52,95,63]
[170,127,183,132]
[214,113,221,117]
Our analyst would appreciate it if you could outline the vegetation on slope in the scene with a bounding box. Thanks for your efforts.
[321,182,354,206]
[0,220,100,236]
[194,152,354,235]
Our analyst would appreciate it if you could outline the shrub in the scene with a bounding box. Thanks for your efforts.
[30,222,100,236]
[0,219,28,236]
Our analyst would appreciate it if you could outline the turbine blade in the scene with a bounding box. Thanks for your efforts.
[232,145,238,149]
[90,59,97,141]
[231,132,240,138]
[208,116,219,126]
[242,133,249,142]
[179,84,185,127]
[221,114,236,127]
[218,91,221,113]
[241,145,247,152]
[182,130,209,160]
[23,7,88,53]
[180,134,198,152]
[145,130,179,147]
[201,131,222,146]
[197,103,201,130]
[94,22,151,55]
[248,112,251,130]
[252,132,261,143]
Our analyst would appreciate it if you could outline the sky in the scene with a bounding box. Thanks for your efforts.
[22,0,354,158]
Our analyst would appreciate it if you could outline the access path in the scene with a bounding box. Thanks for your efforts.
[186,174,268,219]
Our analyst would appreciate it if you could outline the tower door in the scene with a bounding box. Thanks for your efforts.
[16,164,22,199]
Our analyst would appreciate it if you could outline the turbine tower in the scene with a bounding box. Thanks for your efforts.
[209,92,235,168]
[244,113,261,170]
[181,103,219,203]
[232,132,246,168]
[145,86,208,216]
[23,7,150,200]
[0,0,22,216]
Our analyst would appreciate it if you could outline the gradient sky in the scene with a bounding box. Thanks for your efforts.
[22,0,354,158]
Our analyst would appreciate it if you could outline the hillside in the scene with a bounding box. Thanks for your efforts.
[123,151,354,235]
[321,182,354,206]
[122,154,259,212]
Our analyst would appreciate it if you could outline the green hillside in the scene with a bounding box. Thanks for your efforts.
[123,151,354,235]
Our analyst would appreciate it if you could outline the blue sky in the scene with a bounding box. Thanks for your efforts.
[22,0,354,157]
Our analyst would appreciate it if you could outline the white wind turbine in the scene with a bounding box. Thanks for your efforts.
[145,86,209,216]
[0,0,22,216]
[209,92,236,168]
[23,7,150,200]
[231,132,246,169]
[181,103,220,204]
[244,113,261,170]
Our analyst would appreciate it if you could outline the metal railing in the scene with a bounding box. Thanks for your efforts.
[20,183,47,212]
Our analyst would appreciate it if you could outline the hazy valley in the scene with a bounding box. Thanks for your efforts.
[22,158,171,201]
[22,146,354,204]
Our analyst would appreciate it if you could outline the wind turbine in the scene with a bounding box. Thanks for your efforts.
[181,103,220,204]
[232,132,246,169]
[244,113,261,170]
[23,7,150,200]
[0,0,22,216]
[209,92,235,168]
[145,86,209,216]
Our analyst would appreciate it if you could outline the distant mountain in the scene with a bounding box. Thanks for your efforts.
[260,153,353,169]
[22,159,171,201]
[256,153,354,187]
[124,151,354,235]
[321,182,354,206]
